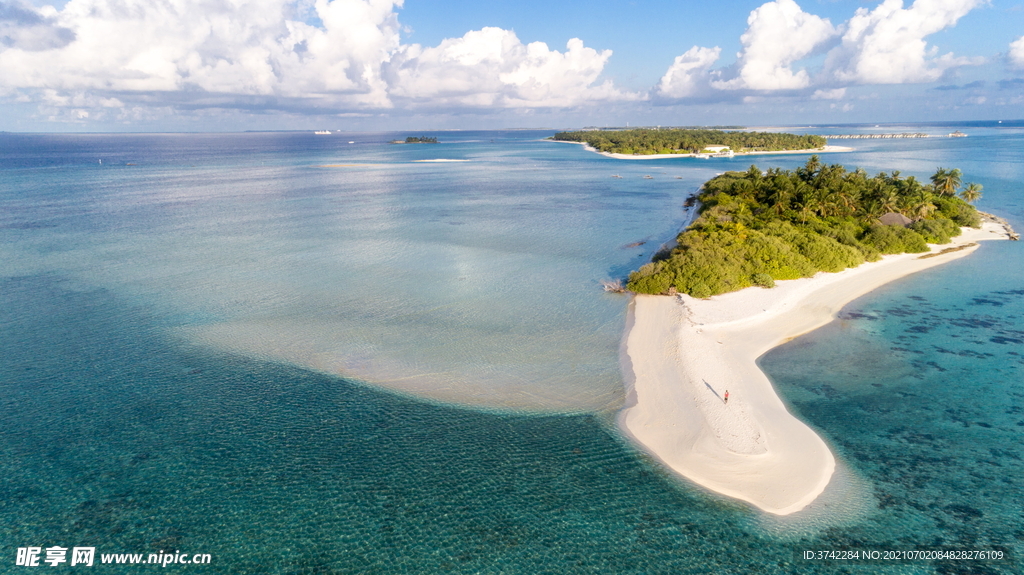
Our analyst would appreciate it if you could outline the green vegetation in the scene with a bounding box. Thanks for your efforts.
[581,125,745,131]
[960,182,983,204]
[553,128,825,155]
[404,136,438,143]
[627,157,983,297]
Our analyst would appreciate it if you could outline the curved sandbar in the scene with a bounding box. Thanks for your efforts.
[618,222,1012,515]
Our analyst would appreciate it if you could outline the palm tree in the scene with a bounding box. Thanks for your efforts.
[929,168,943,194]
[798,155,822,183]
[819,189,844,217]
[879,188,902,214]
[912,186,937,219]
[733,179,757,200]
[835,181,860,216]
[960,182,983,203]
[769,181,794,215]
[795,183,821,222]
[915,201,937,219]
[931,168,962,196]
[864,199,885,219]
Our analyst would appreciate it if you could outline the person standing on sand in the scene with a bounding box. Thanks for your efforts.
[724,390,729,404]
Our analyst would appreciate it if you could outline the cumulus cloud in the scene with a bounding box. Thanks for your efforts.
[386,27,637,108]
[0,0,403,108]
[0,0,75,51]
[0,0,632,120]
[0,0,996,121]
[812,87,846,100]
[654,45,721,98]
[825,0,985,84]
[1010,35,1024,68]
[712,0,836,91]
[655,0,986,103]
[32,89,150,122]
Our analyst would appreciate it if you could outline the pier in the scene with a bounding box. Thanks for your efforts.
[824,131,967,139]
[823,133,930,139]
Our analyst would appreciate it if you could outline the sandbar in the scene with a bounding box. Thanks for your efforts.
[412,159,471,163]
[618,221,1012,515]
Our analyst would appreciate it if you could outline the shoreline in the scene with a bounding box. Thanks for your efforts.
[618,221,1013,515]
[550,139,852,159]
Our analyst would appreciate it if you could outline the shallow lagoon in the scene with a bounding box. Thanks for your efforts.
[1,126,1022,573]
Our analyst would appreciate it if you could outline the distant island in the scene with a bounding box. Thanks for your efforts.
[628,157,984,297]
[392,136,438,144]
[552,128,826,156]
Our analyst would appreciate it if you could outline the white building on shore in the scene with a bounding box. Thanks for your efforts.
[697,145,734,158]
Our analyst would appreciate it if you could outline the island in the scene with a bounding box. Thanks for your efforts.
[628,159,983,296]
[617,158,1015,515]
[391,136,438,144]
[552,128,839,158]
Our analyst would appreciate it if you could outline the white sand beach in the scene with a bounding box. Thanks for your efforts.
[618,222,1013,515]
[598,145,851,160]
[412,159,471,162]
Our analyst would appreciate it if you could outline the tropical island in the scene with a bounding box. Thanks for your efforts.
[628,157,983,297]
[391,136,438,144]
[552,128,826,156]
[617,158,1013,514]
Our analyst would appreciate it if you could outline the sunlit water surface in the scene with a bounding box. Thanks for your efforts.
[1,125,1021,573]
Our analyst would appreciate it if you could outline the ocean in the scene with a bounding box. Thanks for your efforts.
[1,125,1021,573]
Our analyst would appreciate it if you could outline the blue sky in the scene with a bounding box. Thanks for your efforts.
[1,0,1023,131]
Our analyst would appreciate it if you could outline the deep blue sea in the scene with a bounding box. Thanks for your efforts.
[1,125,1022,573]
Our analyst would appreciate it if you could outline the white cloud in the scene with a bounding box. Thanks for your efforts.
[0,0,76,51]
[0,0,402,108]
[1010,35,1024,68]
[812,87,846,100]
[655,45,721,98]
[825,0,985,84]
[654,0,986,103]
[712,0,836,91]
[34,88,156,122]
[0,0,633,120]
[386,27,637,108]
[0,0,997,122]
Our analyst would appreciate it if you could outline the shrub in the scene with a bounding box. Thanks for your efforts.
[935,197,981,228]
[688,282,714,299]
[952,203,981,228]
[909,218,961,244]
[790,232,863,272]
[861,224,929,254]
[627,262,673,294]
[623,159,982,298]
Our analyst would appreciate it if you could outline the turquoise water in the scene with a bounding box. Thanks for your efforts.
[1,131,722,412]
[761,240,1024,562]
[1,127,1022,573]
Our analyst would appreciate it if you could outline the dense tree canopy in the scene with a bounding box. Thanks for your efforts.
[553,129,825,155]
[627,157,982,297]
